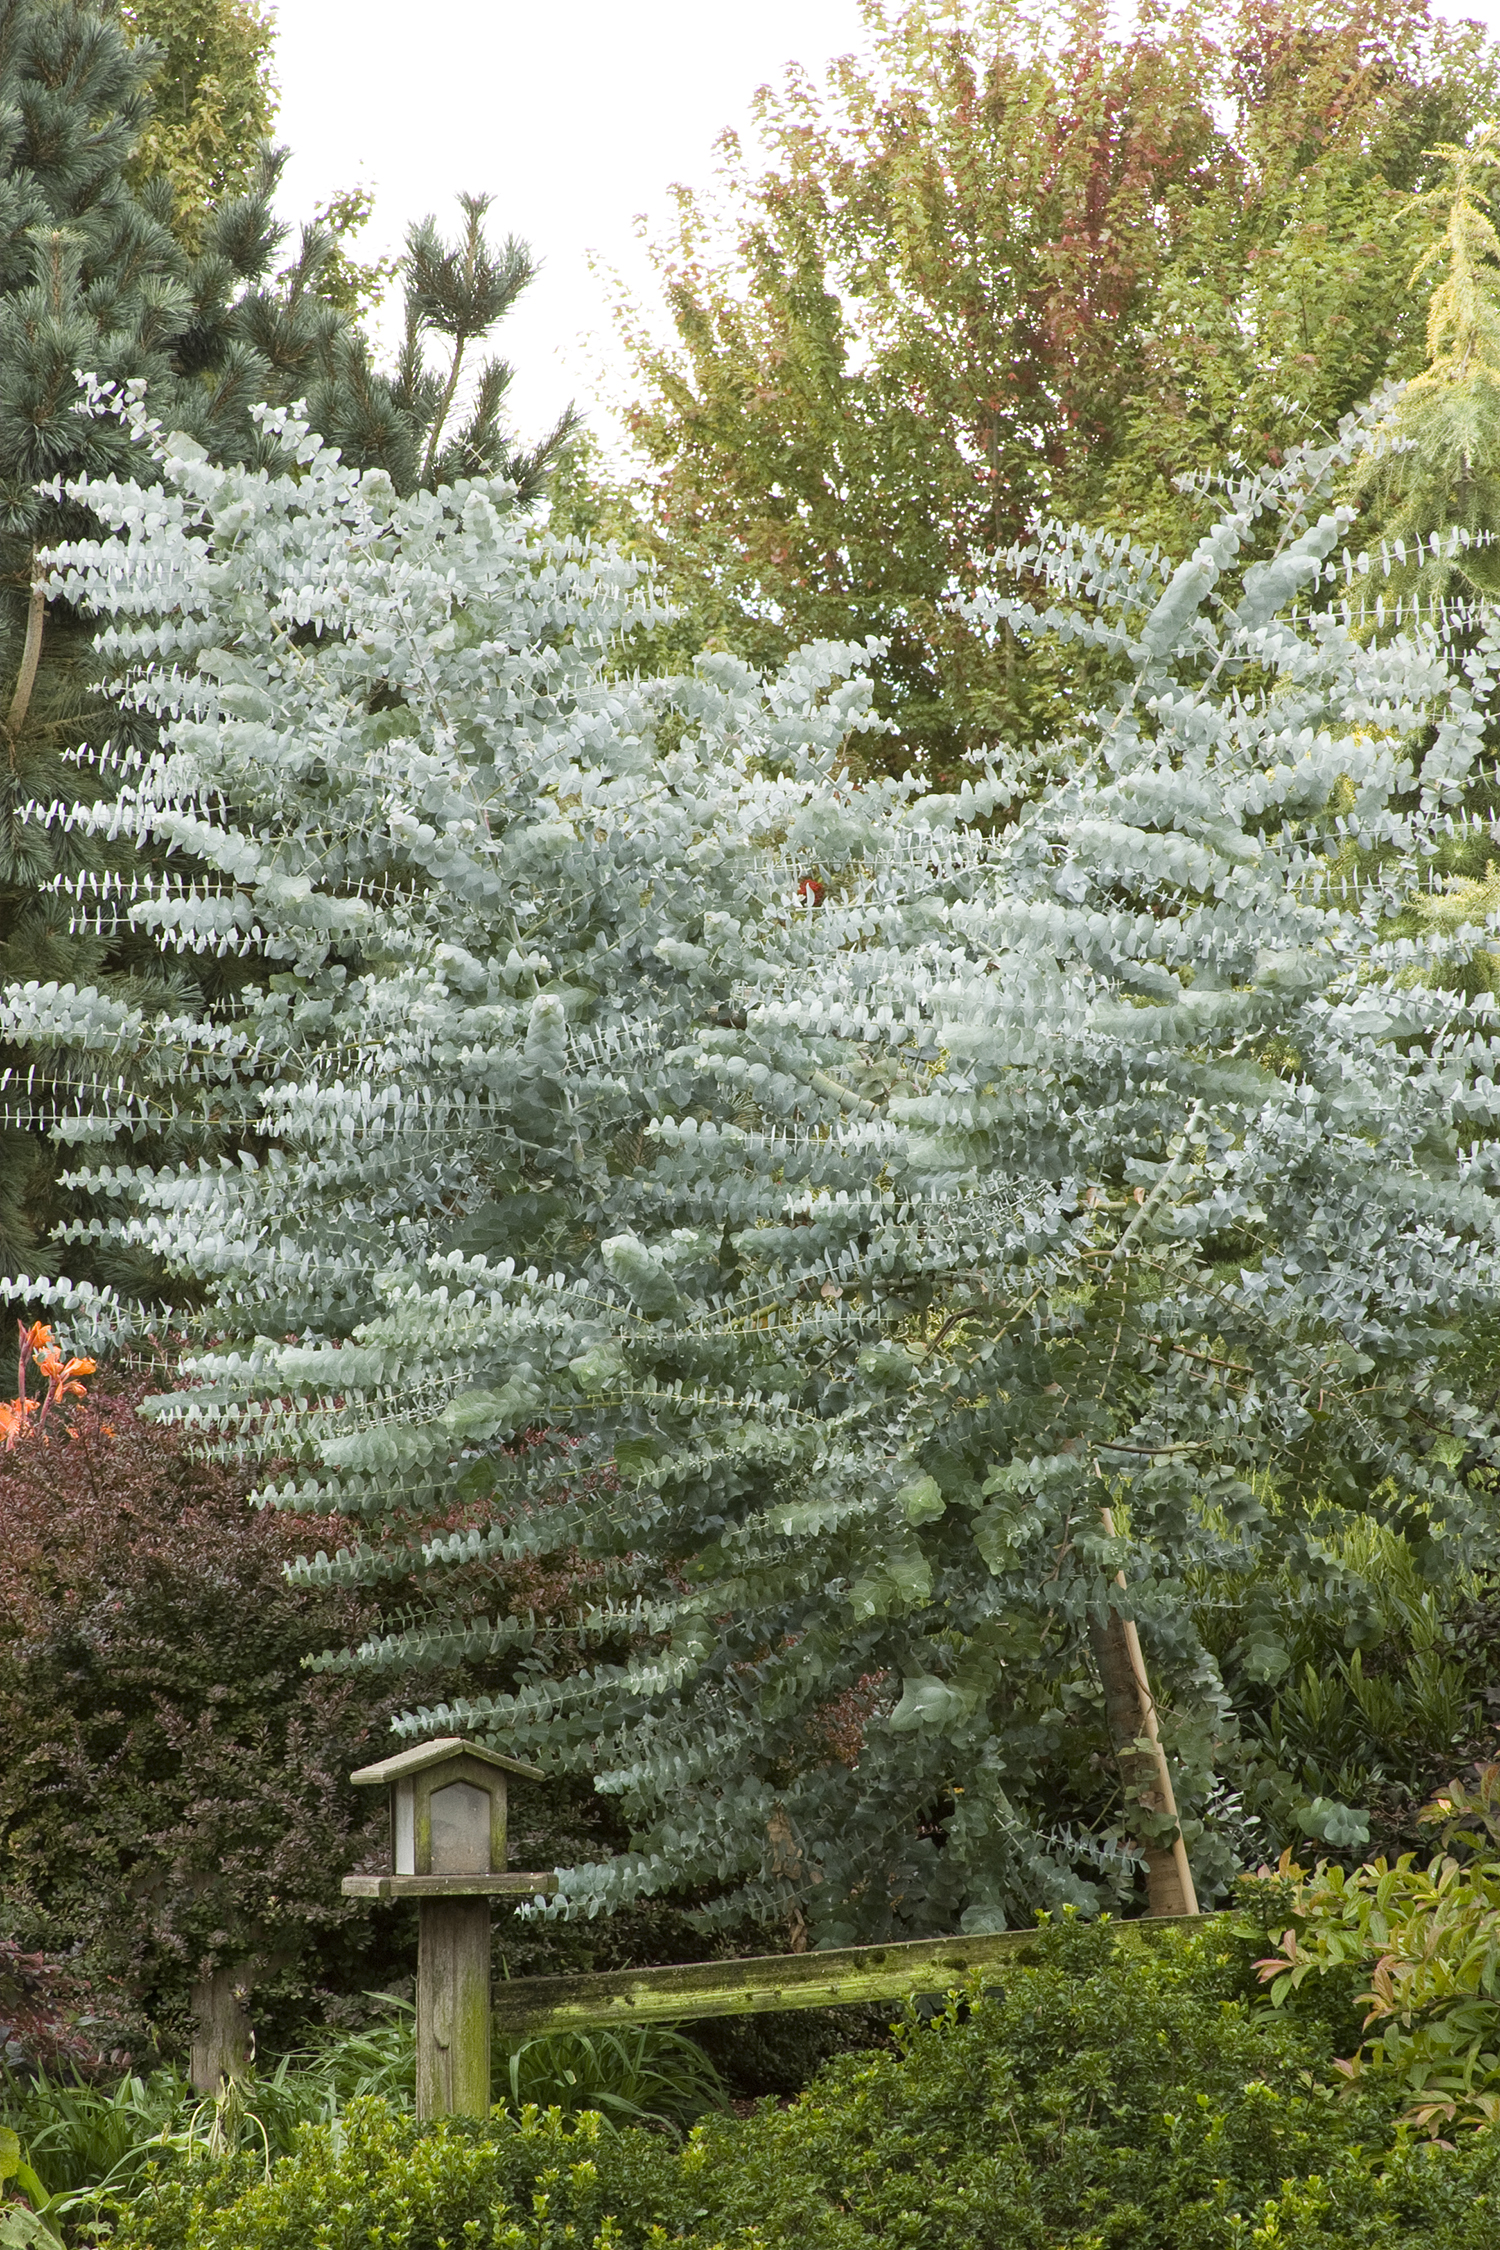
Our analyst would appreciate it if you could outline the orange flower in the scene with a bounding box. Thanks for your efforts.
[0,1396,38,1451]
[4,1317,95,1443]
[36,1345,95,1393]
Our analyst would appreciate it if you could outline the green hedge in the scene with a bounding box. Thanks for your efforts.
[106,1923,1500,2250]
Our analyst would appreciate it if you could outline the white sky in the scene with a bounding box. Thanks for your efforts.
[270,0,1500,458]
[271,0,874,451]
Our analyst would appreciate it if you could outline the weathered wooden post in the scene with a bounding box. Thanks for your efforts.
[341,1737,555,2121]
[188,1966,254,2094]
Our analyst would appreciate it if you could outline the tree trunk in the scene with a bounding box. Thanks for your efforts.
[189,1966,253,2094]
[1089,1513,1199,1917]
[5,571,45,753]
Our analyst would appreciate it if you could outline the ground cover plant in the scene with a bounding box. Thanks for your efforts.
[19,1852,1500,2243]
[28,1918,1499,2250]
[0,2008,725,2237]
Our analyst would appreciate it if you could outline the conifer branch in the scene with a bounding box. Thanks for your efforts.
[422,339,466,490]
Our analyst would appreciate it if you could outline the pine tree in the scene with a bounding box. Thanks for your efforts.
[357,192,578,504]
[20,384,1500,1939]
[0,0,574,1272]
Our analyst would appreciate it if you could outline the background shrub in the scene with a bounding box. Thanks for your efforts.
[0,1944,112,2078]
[0,1374,396,2050]
[0,1367,911,2085]
[97,1920,1500,2250]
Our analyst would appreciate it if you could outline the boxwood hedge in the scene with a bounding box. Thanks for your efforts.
[107,1923,1500,2250]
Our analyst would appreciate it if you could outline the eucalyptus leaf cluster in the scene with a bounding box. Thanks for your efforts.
[14,385,1500,1941]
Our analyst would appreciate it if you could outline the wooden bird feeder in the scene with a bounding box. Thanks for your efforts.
[342,1736,556,2119]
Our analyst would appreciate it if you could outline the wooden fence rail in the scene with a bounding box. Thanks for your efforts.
[492,1912,1217,2036]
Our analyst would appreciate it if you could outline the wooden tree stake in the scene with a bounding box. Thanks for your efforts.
[1091,1505,1199,1916]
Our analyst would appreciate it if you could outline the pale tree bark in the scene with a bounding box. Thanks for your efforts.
[1090,1506,1199,1917]
[5,573,45,752]
[189,1966,253,2094]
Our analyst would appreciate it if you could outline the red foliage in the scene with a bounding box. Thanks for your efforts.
[0,1371,397,2037]
[0,1937,112,2076]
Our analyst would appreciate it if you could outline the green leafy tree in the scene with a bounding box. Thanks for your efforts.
[295,186,398,325]
[585,0,1498,777]
[16,383,1500,1940]
[123,2,396,311]
[1321,132,1500,1005]
[122,0,277,235]
[1350,125,1500,605]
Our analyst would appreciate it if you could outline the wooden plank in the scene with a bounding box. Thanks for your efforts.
[491,1913,1213,2034]
[418,1897,491,2121]
[343,1871,558,1901]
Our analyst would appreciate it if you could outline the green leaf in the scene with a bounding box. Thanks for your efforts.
[613,1437,661,1479]
[889,1674,969,1732]
[898,1474,945,1525]
[1300,1798,1371,1851]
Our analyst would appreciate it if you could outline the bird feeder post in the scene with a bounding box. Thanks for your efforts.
[416,1893,494,2119]
[342,1737,555,2122]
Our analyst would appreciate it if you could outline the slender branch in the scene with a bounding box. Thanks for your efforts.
[1095,1440,1210,1456]
[1150,1336,1253,1377]
[422,338,467,490]
[917,1309,980,1355]
[1096,1255,1131,1403]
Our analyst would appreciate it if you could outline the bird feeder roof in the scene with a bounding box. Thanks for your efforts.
[349,1735,545,1787]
